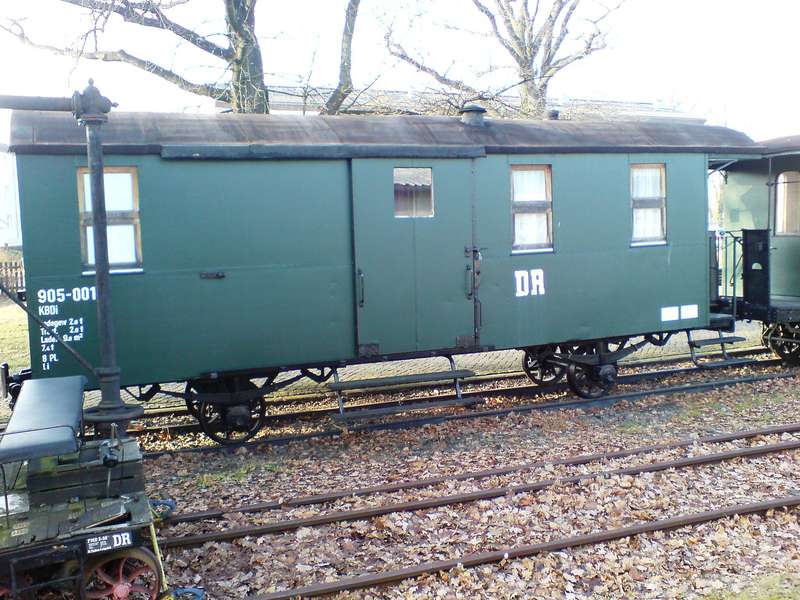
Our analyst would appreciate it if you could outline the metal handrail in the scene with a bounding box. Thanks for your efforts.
[716,230,743,318]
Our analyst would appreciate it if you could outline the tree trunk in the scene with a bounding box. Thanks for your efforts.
[323,0,361,114]
[518,79,546,118]
[226,0,269,113]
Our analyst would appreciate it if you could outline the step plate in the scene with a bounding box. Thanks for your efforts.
[694,358,755,370]
[328,369,475,392]
[333,397,481,421]
[689,336,746,348]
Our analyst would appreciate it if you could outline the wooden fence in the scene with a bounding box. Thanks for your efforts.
[0,262,24,296]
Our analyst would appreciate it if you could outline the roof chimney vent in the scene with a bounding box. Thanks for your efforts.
[460,104,487,127]
[546,109,560,120]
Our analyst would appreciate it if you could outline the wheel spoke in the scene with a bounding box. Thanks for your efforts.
[96,566,118,586]
[86,588,114,599]
[127,567,152,581]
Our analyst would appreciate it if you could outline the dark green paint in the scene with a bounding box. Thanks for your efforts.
[352,159,475,354]
[722,156,800,300]
[15,148,715,388]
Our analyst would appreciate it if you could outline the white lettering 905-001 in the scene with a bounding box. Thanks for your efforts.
[35,287,95,371]
[515,269,545,297]
[37,286,96,307]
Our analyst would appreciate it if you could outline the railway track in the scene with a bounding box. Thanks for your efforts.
[158,420,800,547]
[129,345,768,421]
[142,353,776,435]
[252,496,800,599]
[157,420,800,598]
[142,363,791,457]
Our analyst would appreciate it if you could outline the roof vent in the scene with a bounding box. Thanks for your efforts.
[546,109,560,120]
[460,104,487,127]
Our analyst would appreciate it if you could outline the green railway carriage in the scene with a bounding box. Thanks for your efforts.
[716,136,800,359]
[2,107,768,441]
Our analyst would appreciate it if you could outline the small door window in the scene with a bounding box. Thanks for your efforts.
[776,171,800,235]
[77,167,142,269]
[631,163,666,244]
[394,168,434,218]
[511,165,553,251]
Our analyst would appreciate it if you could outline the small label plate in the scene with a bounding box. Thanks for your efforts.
[86,531,133,554]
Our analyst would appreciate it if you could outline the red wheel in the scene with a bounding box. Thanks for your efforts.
[84,547,162,599]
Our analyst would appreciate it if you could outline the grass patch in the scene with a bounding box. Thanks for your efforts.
[617,419,646,434]
[0,247,22,263]
[0,298,29,373]
[705,574,800,599]
[195,460,280,486]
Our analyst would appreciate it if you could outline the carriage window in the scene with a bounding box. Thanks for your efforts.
[631,164,666,244]
[394,168,434,218]
[512,165,552,251]
[77,167,142,269]
[776,171,800,235]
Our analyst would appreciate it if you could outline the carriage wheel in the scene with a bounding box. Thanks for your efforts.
[198,394,267,445]
[761,322,777,348]
[522,345,565,385]
[566,363,616,399]
[184,381,201,418]
[185,373,276,418]
[84,547,162,599]
[767,322,800,365]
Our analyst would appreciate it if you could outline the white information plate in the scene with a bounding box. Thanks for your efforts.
[86,531,133,554]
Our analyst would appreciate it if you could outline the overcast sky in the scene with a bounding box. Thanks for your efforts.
[0,0,798,243]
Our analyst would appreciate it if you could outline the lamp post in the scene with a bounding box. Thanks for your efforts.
[0,81,143,427]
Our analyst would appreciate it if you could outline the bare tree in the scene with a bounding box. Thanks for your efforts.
[387,0,625,118]
[1,0,363,114]
[323,0,361,115]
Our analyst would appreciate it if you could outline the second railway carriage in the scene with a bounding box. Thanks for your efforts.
[716,135,800,360]
[1,106,766,442]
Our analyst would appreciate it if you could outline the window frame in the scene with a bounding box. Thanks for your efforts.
[774,171,800,237]
[76,166,143,270]
[630,162,667,246]
[393,167,435,219]
[510,164,554,253]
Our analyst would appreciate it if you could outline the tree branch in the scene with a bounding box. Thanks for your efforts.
[59,0,233,60]
[385,32,481,96]
[530,0,569,59]
[471,0,522,64]
[541,0,579,69]
[492,0,528,61]
[323,0,361,115]
[1,19,230,102]
[540,28,603,84]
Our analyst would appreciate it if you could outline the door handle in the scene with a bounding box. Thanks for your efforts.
[357,269,365,307]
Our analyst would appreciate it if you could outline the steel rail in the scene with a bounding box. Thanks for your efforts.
[50,356,776,441]
[131,345,769,421]
[159,434,800,548]
[250,495,800,599]
[175,356,778,432]
[164,420,800,525]
[143,370,793,458]
[133,357,780,439]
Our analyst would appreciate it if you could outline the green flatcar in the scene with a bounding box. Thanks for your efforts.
[1,106,776,442]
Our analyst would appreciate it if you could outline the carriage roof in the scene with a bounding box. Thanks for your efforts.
[6,110,762,159]
[759,135,800,157]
